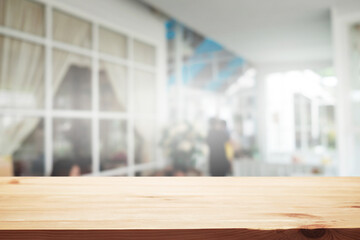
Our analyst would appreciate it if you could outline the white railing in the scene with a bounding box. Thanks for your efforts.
[232,159,336,176]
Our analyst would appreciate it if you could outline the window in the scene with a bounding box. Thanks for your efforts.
[294,94,312,150]
[133,69,156,115]
[319,105,336,149]
[53,9,92,49]
[134,120,155,164]
[53,118,92,174]
[0,117,44,176]
[99,61,127,112]
[134,40,156,66]
[0,0,158,176]
[0,35,45,109]
[349,24,360,172]
[99,27,127,59]
[100,119,127,171]
[0,0,45,36]
[53,50,92,110]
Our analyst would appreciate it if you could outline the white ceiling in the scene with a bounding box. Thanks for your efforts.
[143,0,335,66]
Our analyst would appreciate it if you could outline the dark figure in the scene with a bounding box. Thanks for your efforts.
[207,118,230,176]
[51,159,81,176]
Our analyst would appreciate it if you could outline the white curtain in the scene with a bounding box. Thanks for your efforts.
[134,120,154,164]
[0,0,45,36]
[0,36,44,156]
[0,0,92,158]
[99,61,127,111]
[133,69,156,115]
[98,27,128,111]
[133,71,156,164]
[132,44,157,164]
[53,9,92,49]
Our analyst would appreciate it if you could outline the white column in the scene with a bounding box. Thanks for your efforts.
[255,71,267,162]
[128,37,135,176]
[44,4,53,176]
[332,8,354,176]
[91,23,100,175]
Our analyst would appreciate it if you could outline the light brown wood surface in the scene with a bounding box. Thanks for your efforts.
[0,177,360,239]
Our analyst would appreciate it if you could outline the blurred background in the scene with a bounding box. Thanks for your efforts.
[0,0,359,177]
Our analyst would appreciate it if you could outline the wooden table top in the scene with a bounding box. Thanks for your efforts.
[1,177,359,230]
[0,177,360,239]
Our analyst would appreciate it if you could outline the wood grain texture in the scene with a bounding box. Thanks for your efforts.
[0,229,360,240]
[0,177,360,239]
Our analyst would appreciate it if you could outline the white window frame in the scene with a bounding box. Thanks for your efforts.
[0,0,162,176]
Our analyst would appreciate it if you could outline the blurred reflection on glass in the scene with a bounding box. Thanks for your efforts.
[133,69,156,115]
[134,40,155,66]
[0,116,44,176]
[351,24,360,90]
[294,94,312,150]
[53,9,92,48]
[53,49,92,110]
[53,118,92,174]
[134,120,155,164]
[319,106,336,149]
[355,135,360,170]
[0,36,44,109]
[99,27,127,59]
[190,64,212,89]
[0,0,45,36]
[352,101,360,126]
[99,61,127,112]
[351,25,360,126]
[100,119,127,171]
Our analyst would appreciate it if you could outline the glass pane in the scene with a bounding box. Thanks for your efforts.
[354,134,360,174]
[189,64,212,89]
[134,40,155,66]
[0,0,45,36]
[133,69,156,114]
[294,95,301,126]
[99,61,127,112]
[305,99,311,126]
[351,24,360,90]
[307,130,312,148]
[99,27,127,59]
[295,131,301,149]
[350,24,360,175]
[352,101,360,126]
[0,35,44,109]
[0,116,44,176]
[100,119,127,171]
[53,9,92,49]
[351,25,360,126]
[53,49,92,110]
[53,118,92,175]
[134,120,155,164]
